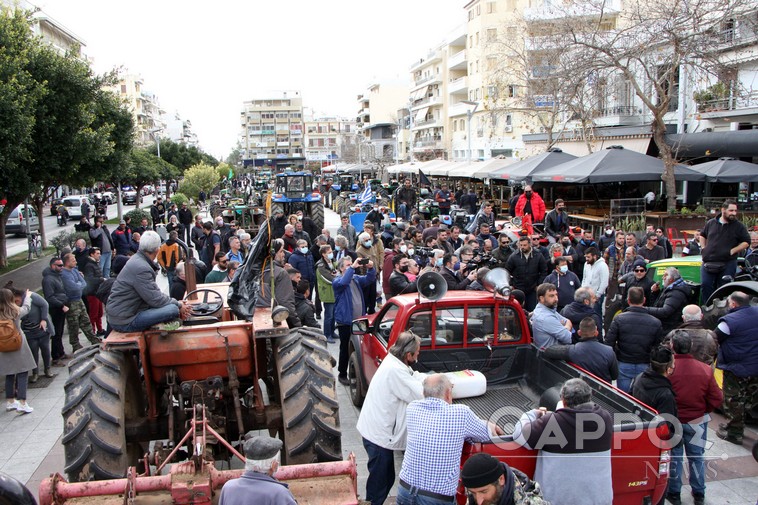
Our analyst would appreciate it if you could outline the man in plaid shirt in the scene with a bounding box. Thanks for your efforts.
[397,374,504,504]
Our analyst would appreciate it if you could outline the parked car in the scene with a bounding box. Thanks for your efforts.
[63,195,88,220]
[6,205,40,236]
[122,190,138,205]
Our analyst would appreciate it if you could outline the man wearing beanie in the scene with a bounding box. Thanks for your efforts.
[618,258,654,308]
[461,453,546,505]
[396,374,503,505]
[512,378,613,505]
[218,434,296,505]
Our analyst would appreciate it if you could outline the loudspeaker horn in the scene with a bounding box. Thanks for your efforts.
[417,271,447,301]
[483,268,512,297]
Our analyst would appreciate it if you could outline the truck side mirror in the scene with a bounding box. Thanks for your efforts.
[352,319,369,335]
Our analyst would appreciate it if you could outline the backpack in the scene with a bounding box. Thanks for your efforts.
[0,319,22,353]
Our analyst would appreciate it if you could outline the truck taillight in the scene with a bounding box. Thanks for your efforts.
[658,449,670,475]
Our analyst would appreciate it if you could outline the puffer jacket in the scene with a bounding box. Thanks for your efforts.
[717,304,758,377]
[41,267,68,310]
[647,279,691,334]
[605,306,663,364]
[289,249,315,285]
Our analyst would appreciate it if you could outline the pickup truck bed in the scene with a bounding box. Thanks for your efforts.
[415,343,668,504]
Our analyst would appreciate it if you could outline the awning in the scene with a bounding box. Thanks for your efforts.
[410,88,426,101]
[415,107,429,123]
[664,130,758,159]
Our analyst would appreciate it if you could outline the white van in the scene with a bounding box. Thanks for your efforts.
[63,195,89,219]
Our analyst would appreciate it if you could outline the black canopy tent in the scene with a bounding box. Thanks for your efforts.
[489,148,578,183]
[688,157,758,183]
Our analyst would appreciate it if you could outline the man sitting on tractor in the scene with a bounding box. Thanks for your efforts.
[106,231,192,333]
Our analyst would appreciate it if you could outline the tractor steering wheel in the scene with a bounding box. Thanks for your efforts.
[184,289,224,317]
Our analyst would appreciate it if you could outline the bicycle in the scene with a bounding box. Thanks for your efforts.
[27,230,42,261]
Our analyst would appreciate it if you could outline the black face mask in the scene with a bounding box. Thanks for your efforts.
[400,265,409,273]
[525,192,533,197]
[562,240,570,246]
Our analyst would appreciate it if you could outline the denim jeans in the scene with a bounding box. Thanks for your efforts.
[617,362,648,393]
[398,203,412,221]
[111,304,179,333]
[396,486,456,505]
[700,259,737,305]
[363,437,395,505]
[323,303,335,341]
[5,372,29,400]
[99,250,112,278]
[669,421,708,496]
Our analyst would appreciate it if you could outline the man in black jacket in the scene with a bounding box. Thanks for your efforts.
[544,317,618,383]
[631,345,678,434]
[605,286,663,393]
[647,267,691,334]
[177,202,193,245]
[544,199,569,243]
[560,286,600,342]
[395,178,417,221]
[294,280,319,328]
[42,257,69,364]
[441,253,477,290]
[388,255,417,297]
[505,236,547,311]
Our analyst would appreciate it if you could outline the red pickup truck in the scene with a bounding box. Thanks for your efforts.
[348,290,671,505]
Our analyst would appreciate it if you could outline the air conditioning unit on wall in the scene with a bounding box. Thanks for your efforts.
[504,125,513,133]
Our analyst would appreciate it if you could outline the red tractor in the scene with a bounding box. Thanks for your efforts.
[39,221,355,504]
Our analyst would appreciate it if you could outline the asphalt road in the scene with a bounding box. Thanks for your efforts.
[3,195,155,258]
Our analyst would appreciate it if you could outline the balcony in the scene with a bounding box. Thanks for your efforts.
[414,138,443,150]
[413,73,442,87]
[524,0,620,21]
[712,23,758,52]
[413,117,440,128]
[448,76,468,95]
[696,91,758,118]
[277,141,290,147]
[412,94,442,109]
[593,105,645,127]
[410,49,442,72]
[448,102,474,117]
[448,50,466,71]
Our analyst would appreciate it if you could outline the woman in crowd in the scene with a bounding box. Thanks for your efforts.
[0,287,36,414]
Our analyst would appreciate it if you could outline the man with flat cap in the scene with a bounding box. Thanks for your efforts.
[218,435,296,505]
[461,453,547,505]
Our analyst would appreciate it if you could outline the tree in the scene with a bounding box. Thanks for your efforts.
[0,8,47,266]
[124,149,161,204]
[549,0,754,210]
[180,163,221,201]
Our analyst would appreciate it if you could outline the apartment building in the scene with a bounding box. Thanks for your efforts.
[356,81,408,162]
[1,0,86,57]
[409,45,447,161]
[165,112,199,148]
[105,72,166,147]
[304,116,357,165]
[240,92,305,170]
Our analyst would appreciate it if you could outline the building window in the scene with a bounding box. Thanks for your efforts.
[487,1,497,13]
[476,4,481,15]
[507,85,516,98]
[120,84,127,93]
[506,114,512,126]
[487,28,497,42]
[475,32,479,46]
[468,9,474,20]
[469,35,473,47]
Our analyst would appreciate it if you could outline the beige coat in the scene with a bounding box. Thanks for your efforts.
[0,295,36,376]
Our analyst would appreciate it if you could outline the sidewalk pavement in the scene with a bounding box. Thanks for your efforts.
[0,253,53,292]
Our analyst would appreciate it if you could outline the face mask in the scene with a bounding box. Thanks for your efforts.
[559,265,569,274]
[562,241,570,247]
[327,252,334,260]
[453,261,461,271]
[400,245,408,253]
[297,247,307,254]
[297,215,302,221]
[435,258,443,267]
[407,248,415,256]
[481,233,490,239]
[605,229,613,236]
[334,245,341,252]
[400,265,409,273]
[525,192,533,197]
[364,240,373,248]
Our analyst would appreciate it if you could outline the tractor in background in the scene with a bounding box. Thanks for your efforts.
[270,171,325,231]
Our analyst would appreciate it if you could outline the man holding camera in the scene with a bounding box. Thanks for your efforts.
[440,253,477,290]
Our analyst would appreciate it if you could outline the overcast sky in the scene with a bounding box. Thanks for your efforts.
[39,0,465,160]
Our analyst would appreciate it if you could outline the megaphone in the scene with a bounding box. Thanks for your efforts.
[483,268,512,297]
[417,271,447,301]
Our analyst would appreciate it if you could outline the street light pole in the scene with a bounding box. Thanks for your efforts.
[461,100,479,164]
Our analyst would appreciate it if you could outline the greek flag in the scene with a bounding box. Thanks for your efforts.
[358,185,373,204]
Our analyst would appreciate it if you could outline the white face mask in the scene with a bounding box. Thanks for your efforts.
[400,245,408,253]
[408,248,415,256]
[559,265,569,274]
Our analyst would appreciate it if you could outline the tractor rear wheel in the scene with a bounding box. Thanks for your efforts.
[62,346,144,482]
[270,202,284,218]
[333,196,344,213]
[273,327,341,464]
[309,202,325,232]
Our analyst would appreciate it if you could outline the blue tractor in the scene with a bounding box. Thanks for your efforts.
[331,173,360,214]
[270,171,325,231]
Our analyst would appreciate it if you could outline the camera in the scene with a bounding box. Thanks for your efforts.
[466,253,498,270]
[358,258,370,265]
[415,246,437,258]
